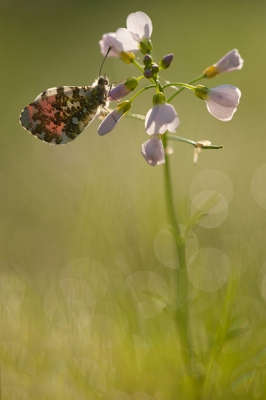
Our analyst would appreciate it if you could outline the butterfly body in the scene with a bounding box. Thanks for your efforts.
[20,76,110,144]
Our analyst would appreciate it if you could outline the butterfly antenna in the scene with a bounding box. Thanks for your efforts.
[99,46,112,76]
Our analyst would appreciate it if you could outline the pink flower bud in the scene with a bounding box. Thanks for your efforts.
[159,54,174,70]
[98,101,131,135]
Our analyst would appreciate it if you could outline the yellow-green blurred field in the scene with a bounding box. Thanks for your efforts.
[1,0,266,398]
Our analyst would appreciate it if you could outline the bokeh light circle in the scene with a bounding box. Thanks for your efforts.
[190,190,228,228]
[187,248,231,292]
[154,226,198,269]
[190,169,234,204]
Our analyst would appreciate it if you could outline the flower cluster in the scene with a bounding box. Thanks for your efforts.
[98,12,243,166]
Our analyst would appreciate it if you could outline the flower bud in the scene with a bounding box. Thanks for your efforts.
[144,64,159,80]
[139,39,153,55]
[109,78,138,101]
[124,77,138,91]
[143,54,153,66]
[98,101,132,135]
[159,53,174,70]
[144,69,153,79]
[151,63,159,75]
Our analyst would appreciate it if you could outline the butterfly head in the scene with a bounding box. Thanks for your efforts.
[97,75,109,87]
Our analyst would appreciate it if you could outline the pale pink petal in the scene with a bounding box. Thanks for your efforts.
[215,49,244,73]
[109,84,130,102]
[156,104,178,124]
[98,102,131,135]
[145,104,179,135]
[206,102,237,121]
[167,117,180,133]
[126,11,153,41]
[204,49,244,78]
[98,111,121,135]
[141,136,165,166]
[116,28,139,52]
[99,33,122,57]
[208,85,241,108]
[109,78,138,102]
[205,85,241,121]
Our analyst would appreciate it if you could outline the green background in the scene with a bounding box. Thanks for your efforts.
[1,0,266,398]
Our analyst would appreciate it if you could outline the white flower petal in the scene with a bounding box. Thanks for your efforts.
[99,33,122,57]
[215,49,244,73]
[208,85,241,108]
[116,28,139,52]
[141,136,165,166]
[205,85,241,121]
[126,11,153,41]
[156,105,174,123]
[145,104,179,135]
[204,49,244,78]
[206,102,237,121]
[167,116,180,133]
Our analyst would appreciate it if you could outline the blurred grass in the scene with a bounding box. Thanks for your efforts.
[1,0,266,398]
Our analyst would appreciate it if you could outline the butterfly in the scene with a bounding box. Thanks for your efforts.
[19,48,112,145]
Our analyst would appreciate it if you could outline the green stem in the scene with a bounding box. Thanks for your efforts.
[163,82,196,91]
[162,133,195,397]
[129,84,156,102]
[167,74,205,103]
[161,136,185,259]
[168,135,223,149]
[132,58,145,74]
[167,135,197,147]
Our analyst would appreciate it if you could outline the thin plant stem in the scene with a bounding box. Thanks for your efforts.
[167,74,205,103]
[162,133,196,397]
[129,84,156,102]
[132,58,145,74]
[167,134,223,149]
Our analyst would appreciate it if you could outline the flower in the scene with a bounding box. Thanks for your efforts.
[116,11,153,54]
[109,78,138,101]
[97,101,132,135]
[194,84,241,121]
[145,94,180,135]
[141,135,165,166]
[203,49,244,78]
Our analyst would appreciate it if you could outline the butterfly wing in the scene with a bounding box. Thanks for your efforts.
[20,85,102,144]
